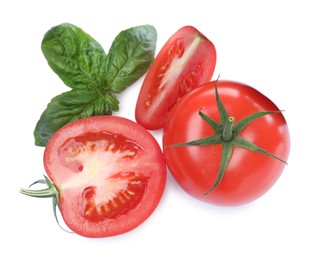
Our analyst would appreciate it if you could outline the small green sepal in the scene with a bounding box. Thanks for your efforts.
[20,176,72,233]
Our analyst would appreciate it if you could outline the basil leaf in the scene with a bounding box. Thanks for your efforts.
[105,25,157,93]
[35,23,157,147]
[34,89,119,146]
[41,23,107,91]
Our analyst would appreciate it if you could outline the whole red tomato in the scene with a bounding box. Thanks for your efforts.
[135,26,216,130]
[21,116,166,237]
[163,80,290,206]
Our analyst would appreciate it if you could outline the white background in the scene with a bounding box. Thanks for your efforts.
[1,0,314,259]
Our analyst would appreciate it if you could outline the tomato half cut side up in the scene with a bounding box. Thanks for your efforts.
[135,26,216,130]
[21,116,166,238]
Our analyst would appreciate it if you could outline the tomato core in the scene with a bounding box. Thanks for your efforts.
[58,131,149,221]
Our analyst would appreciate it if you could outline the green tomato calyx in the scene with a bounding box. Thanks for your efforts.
[20,176,72,233]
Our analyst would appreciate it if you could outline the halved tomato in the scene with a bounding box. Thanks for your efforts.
[21,116,166,237]
[135,26,216,130]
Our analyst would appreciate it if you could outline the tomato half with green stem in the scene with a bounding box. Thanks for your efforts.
[163,80,290,206]
[135,26,216,130]
[21,116,166,237]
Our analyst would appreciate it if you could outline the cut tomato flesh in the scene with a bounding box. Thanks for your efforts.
[81,173,148,222]
[58,131,148,221]
[41,116,166,237]
[144,35,203,114]
[135,26,216,130]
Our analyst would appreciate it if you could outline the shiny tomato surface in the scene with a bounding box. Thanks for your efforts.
[163,80,290,206]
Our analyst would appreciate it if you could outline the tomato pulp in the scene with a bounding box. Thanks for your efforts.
[163,80,290,206]
[31,116,166,237]
[135,26,216,130]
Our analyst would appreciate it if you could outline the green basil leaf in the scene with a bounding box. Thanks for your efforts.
[105,25,157,93]
[35,23,156,147]
[41,23,107,91]
[34,89,119,146]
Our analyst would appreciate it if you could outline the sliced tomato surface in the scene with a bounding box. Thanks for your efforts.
[44,116,166,237]
[135,26,216,130]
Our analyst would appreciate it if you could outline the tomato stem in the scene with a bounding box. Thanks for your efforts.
[20,175,58,201]
[222,116,234,142]
[20,186,56,198]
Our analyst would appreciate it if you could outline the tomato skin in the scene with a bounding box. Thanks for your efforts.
[44,116,166,237]
[135,26,216,130]
[163,81,290,206]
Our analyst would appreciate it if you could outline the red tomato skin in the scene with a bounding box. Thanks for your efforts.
[163,81,290,206]
[44,116,166,237]
[135,26,216,130]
